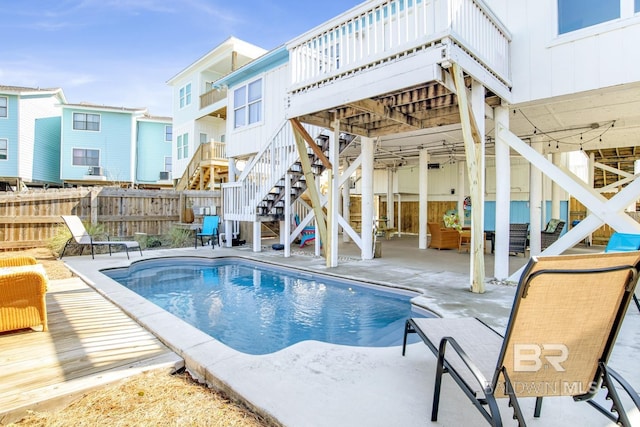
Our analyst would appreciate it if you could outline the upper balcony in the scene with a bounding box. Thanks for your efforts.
[286,0,512,127]
[200,87,228,110]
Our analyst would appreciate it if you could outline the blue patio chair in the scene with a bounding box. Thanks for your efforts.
[605,232,640,312]
[195,215,220,249]
[294,214,317,248]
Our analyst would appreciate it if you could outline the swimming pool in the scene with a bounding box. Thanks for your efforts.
[103,257,427,355]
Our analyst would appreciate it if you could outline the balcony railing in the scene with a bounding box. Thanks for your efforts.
[287,0,511,93]
[200,87,228,110]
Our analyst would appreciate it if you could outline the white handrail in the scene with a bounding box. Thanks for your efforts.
[287,0,511,92]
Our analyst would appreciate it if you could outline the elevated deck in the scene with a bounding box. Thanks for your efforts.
[286,0,511,140]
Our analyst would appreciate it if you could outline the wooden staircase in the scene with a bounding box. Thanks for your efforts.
[175,141,227,190]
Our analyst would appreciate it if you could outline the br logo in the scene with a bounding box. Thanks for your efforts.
[513,344,569,372]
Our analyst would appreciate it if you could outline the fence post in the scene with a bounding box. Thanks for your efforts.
[90,188,99,225]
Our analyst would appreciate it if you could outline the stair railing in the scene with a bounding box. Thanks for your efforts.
[223,121,326,221]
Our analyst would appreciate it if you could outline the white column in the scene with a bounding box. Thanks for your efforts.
[361,137,375,259]
[587,152,595,245]
[397,194,402,237]
[342,173,351,243]
[284,173,291,258]
[419,148,429,249]
[551,153,562,219]
[457,160,465,221]
[386,167,394,228]
[494,105,510,280]
[529,140,543,255]
[328,120,340,267]
[224,158,238,248]
[252,221,262,252]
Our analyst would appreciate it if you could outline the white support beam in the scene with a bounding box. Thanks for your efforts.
[361,137,375,260]
[328,119,341,267]
[493,105,510,280]
[500,124,640,281]
[419,148,429,249]
[529,140,543,256]
[284,174,291,258]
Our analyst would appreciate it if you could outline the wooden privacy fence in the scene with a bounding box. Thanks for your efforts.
[0,187,220,249]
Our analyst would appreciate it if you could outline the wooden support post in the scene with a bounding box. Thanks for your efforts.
[452,63,485,293]
[290,120,328,257]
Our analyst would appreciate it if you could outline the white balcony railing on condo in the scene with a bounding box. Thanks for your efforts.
[222,121,326,222]
[287,0,511,93]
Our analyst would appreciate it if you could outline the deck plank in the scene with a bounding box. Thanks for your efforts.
[0,277,182,424]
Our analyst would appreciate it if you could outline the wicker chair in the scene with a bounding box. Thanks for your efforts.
[427,223,459,250]
[541,219,565,250]
[509,223,529,256]
[0,256,48,333]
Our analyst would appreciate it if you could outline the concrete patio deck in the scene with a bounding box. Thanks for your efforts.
[23,236,640,425]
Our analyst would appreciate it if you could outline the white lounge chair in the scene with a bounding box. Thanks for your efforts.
[60,215,142,259]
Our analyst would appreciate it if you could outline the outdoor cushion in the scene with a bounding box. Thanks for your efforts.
[545,218,562,233]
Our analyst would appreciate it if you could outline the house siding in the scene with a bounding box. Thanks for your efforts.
[32,117,61,184]
[226,63,289,158]
[0,95,19,177]
[61,108,135,182]
[136,120,172,183]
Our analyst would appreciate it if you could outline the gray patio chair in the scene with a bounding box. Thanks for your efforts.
[402,251,640,426]
[508,223,529,256]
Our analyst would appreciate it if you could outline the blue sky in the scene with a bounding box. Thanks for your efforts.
[1,0,363,116]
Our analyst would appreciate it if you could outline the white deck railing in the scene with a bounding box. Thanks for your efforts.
[287,0,511,92]
[222,121,326,221]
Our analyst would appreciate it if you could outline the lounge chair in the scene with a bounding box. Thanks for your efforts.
[295,214,316,247]
[0,256,48,332]
[509,223,529,256]
[60,215,142,260]
[605,232,640,312]
[427,222,458,250]
[195,215,220,249]
[402,251,640,426]
[541,219,565,250]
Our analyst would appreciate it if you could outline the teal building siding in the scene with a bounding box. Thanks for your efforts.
[33,117,62,184]
[136,121,172,183]
[61,108,135,181]
[484,201,568,235]
[0,95,19,176]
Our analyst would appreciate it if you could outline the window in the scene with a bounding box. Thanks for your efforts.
[72,148,100,166]
[73,113,100,131]
[200,133,208,144]
[165,125,172,142]
[0,97,7,118]
[233,78,262,129]
[177,133,189,160]
[558,0,620,34]
[636,0,640,12]
[164,156,172,172]
[179,83,192,108]
[0,139,7,160]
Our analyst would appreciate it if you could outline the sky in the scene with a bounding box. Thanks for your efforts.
[1,0,364,117]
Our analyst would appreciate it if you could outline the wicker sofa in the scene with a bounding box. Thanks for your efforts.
[0,256,48,333]
[427,223,459,250]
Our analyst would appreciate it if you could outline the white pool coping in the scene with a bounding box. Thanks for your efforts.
[63,247,640,426]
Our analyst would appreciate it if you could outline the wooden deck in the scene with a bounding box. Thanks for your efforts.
[0,277,182,424]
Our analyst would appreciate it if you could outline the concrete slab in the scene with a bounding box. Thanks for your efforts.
[62,236,640,426]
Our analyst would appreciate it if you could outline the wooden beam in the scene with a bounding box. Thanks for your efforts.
[289,118,332,170]
[290,120,328,256]
[452,63,485,293]
[347,99,422,129]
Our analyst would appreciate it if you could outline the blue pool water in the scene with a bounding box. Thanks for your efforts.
[103,257,426,355]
